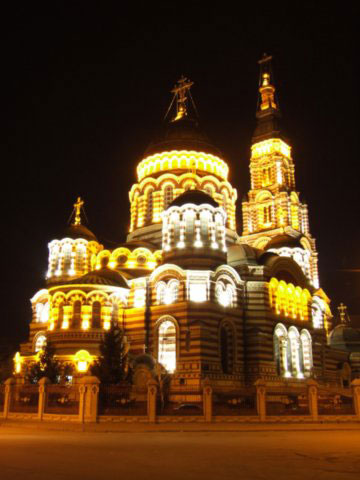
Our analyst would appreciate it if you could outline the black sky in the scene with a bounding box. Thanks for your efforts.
[2,3,359,344]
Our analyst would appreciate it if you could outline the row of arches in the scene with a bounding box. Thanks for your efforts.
[269,278,311,321]
[274,324,312,378]
[136,151,229,182]
[95,247,162,271]
[47,238,101,281]
[129,172,237,231]
[242,191,309,236]
[162,203,227,252]
[150,265,241,308]
[51,300,120,330]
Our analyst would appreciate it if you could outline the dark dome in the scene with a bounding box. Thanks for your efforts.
[66,267,129,289]
[329,324,360,352]
[62,224,97,242]
[169,189,219,208]
[144,117,222,157]
[266,234,304,250]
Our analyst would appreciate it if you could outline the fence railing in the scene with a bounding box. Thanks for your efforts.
[45,385,80,415]
[98,385,147,416]
[10,384,39,414]
[1,377,359,423]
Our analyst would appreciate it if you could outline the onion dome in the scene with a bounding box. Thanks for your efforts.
[144,117,222,157]
[145,76,222,157]
[62,223,97,242]
[169,189,219,208]
[61,197,97,241]
[266,234,304,250]
[329,324,360,352]
[66,267,129,289]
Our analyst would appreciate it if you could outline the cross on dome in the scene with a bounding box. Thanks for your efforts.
[73,196,84,226]
[171,75,194,122]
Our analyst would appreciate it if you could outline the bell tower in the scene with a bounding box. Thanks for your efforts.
[241,55,319,288]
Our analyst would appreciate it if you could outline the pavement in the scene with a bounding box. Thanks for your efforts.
[1,418,360,433]
[0,420,360,480]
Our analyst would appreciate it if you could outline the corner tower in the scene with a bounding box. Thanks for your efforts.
[127,77,238,248]
[241,56,319,288]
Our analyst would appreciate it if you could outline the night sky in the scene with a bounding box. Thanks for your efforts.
[3,4,359,345]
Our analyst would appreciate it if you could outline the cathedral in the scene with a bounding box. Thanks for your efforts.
[16,56,359,391]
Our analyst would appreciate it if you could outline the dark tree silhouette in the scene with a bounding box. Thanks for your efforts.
[26,342,61,384]
[91,324,128,384]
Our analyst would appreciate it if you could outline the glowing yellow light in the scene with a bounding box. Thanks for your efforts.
[136,151,229,182]
[62,318,69,329]
[82,318,90,330]
[252,139,291,159]
[103,320,110,330]
[73,350,92,373]
[14,352,23,374]
[48,322,55,331]
[269,278,311,322]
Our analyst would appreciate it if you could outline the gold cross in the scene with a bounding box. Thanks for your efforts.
[171,76,194,121]
[338,303,348,324]
[73,197,84,226]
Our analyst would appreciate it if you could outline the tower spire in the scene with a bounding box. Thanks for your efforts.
[252,54,282,143]
[258,54,278,112]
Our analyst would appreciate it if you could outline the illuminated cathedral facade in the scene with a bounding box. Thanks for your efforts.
[16,57,357,390]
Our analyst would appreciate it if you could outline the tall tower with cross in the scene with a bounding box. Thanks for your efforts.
[240,55,320,288]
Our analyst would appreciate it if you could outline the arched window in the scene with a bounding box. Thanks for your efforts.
[92,301,101,328]
[57,303,64,329]
[300,329,312,376]
[216,281,235,308]
[165,279,179,305]
[163,185,173,209]
[63,243,72,272]
[75,244,86,275]
[312,299,324,328]
[146,189,154,224]
[34,334,47,353]
[158,319,176,373]
[288,327,302,378]
[72,300,81,328]
[220,323,234,374]
[36,302,49,323]
[274,324,290,377]
[156,282,166,305]
[112,303,119,325]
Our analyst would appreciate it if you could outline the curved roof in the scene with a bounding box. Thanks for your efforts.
[61,224,98,242]
[227,244,261,266]
[266,234,304,250]
[144,117,222,157]
[169,189,219,208]
[65,267,129,289]
[329,324,360,352]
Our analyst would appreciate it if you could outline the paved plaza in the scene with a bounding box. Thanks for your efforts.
[0,423,359,479]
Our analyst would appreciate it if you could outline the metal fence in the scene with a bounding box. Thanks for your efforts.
[266,387,309,415]
[98,385,147,416]
[158,395,203,416]
[213,389,256,416]
[10,384,39,414]
[318,393,354,415]
[45,385,80,415]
